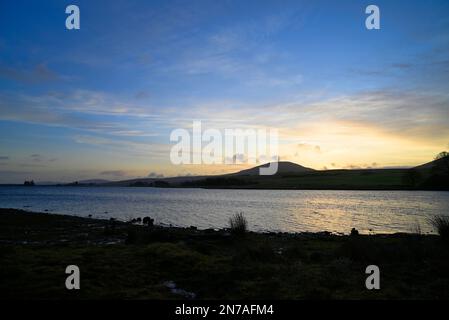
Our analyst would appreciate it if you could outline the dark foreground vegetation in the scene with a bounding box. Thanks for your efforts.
[1,208,449,299]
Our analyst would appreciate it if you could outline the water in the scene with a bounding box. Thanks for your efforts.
[1,186,448,234]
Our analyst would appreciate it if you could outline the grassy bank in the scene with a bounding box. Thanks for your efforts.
[1,208,448,299]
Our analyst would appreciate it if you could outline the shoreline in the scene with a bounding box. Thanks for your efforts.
[0,207,436,236]
[2,184,449,191]
[0,208,365,244]
[1,208,448,299]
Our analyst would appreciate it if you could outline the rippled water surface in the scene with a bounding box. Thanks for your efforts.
[1,186,449,234]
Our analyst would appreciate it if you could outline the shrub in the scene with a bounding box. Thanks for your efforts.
[428,215,449,240]
[142,216,154,227]
[229,212,247,235]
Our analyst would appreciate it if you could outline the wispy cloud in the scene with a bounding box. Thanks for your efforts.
[72,134,169,159]
[100,170,127,177]
[0,63,59,84]
[0,91,164,138]
[30,154,42,162]
[1,0,448,182]
[148,172,164,178]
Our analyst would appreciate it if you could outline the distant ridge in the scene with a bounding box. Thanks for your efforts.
[38,156,448,190]
[78,179,111,184]
[231,161,315,176]
[102,161,314,186]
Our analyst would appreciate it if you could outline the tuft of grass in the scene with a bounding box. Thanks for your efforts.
[229,212,247,236]
[410,220,422,235]
[428,215,449,240]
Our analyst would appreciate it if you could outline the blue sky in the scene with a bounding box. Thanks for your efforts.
[1,0,449,183]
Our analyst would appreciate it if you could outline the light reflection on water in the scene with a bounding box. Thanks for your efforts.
[1,186,448,234]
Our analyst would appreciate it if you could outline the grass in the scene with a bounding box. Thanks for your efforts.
[229,212,247,235]
[1,208,449,299]
[428,215,449,240]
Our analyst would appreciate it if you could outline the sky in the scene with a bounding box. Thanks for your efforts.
[0,0,449,183]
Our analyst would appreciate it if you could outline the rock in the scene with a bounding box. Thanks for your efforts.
[143,216,154,227]
[163,281,196,299]
[164,280,176,289]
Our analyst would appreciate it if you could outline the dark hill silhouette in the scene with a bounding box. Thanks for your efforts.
[51,157,449,190]
[413,154,449,190]
[414,155,449,171]
[103,161,314,186]
[103,175,208,187]
[78,179,111,184]
[231,161,315,176]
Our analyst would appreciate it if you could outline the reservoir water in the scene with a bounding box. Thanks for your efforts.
[1,186,448,234]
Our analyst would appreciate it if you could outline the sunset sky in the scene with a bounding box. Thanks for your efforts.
[1,0,449,183]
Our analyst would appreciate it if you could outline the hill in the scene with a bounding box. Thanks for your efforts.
[231,161,315,176]
[414,155,449,171]
[178,158,448,190]
[59,157,448,190]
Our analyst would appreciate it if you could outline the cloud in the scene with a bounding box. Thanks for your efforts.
[30,154,42,162]
[161,8,305,88]
[73,134,169,159]
[391,63,413,69]
[343,164,361,169]
[148,172,164,178]
[0,63,59,84]
[350,62,414,77]
[258,89,449,143]
[8,85,447,151]
[0,170,33,184]
[162,88,449,146]
[0,156,9,160]
[1,84,448,174]
[19,163,46,168]
[343,162,381,170]
[135,91,150,99]
[100,170,127,177]
[6,155,59,169]
[26,154,57,163]
[297,143,321,153]
[0,90,163,138]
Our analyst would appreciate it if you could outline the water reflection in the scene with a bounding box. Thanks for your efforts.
[1,186,448,234]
